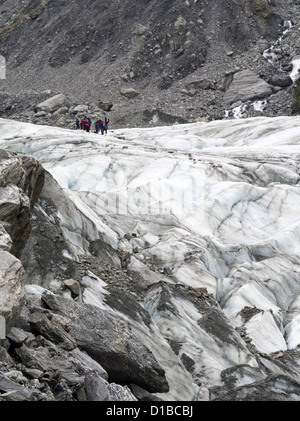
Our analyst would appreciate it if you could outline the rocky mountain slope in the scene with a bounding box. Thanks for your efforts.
[1,0,300,128]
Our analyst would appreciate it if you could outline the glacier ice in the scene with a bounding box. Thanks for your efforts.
[1,115,300,393]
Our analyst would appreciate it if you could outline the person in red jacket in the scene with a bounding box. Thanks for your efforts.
[80,117,86,130]
[85,119,91,132]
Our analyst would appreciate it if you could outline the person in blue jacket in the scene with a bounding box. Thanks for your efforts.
[102,115,109,134]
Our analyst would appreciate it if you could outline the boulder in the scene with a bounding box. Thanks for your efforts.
[29,311,77,351]
[35,94,69,113]
[64,279,81,296]
[73,104,89,113]
[41,292,169,393]
[53,106,69,116]
[134,23,148,35]
[0,374,33,401]
[268,75,293,87]
[174,15,187,31]
[84,373,137,401]
[92,101,113,112]
[224,69,272,105]
[186,78,215,91]
[120,88,140,98]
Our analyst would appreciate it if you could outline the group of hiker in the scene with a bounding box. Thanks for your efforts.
[76,115,109,134]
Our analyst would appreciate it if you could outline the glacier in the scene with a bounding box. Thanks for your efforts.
[1,115,300,399]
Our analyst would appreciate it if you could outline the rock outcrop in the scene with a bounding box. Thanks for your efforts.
[0,150,44,332]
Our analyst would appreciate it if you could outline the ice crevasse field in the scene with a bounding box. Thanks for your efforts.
[1,115,300,371]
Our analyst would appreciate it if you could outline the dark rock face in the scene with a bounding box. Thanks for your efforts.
[41,292,169,393]
[9,329,138,401]
[268,75,293,87]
